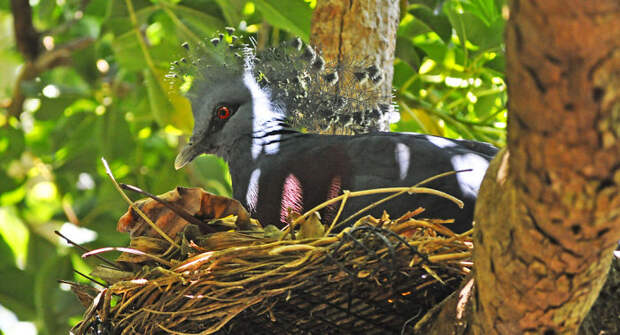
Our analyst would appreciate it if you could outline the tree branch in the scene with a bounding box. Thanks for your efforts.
[10,0,40,61]
[421,0,620,333]
[8,0,95,118]
[8,36,94,117]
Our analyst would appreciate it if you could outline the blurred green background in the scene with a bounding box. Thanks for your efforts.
[0,0,506,333]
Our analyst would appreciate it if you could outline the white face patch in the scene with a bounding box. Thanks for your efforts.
[450,153,490,198]
[426,135,457,149]
[246,168,261,213]
[394,142,410,181]
[242,72,284,160]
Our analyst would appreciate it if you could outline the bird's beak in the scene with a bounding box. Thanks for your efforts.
[174,142,202,170]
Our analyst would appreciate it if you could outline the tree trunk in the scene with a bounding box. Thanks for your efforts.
[310,0,401,130]
[421,0,620,334]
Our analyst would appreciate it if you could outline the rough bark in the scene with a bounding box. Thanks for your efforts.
[579,256,620,334]
[421,0,620,334]
[311,0,400,130]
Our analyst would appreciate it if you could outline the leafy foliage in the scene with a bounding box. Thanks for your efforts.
[0,0,506,333]
[394,0,507,144]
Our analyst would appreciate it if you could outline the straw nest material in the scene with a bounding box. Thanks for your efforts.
[71,183,473,335]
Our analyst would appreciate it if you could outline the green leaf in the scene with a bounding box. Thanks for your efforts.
[393,61,418,88]
[485,53,505,74]
[0,233,15,269]
[166,3,224,40]
[444,2,467,48]
[37,0,57,24]
[408,6,452,43]
[444,1,504,52]
[193,155,233,196]
[254,0,311,41]
[0,170,21,194]
[213,0,246,26]
[85,0,110,18]
[0,266,36,320]
[26,233,56,273]
[464,15,503,50]
[461,0,500,25]
[0,126,25,161]
[103,0,157,36]
[415,38,448,64]
[474,93,499,119]
[409,0,445,10]
[144,68,193,132]
[98,106,136,160]
[396,36,421,71]
[49,113,100,170]
[111,31,144,71]
[398,15,431,38]
[34,254,73,335]
[37,95,83,121]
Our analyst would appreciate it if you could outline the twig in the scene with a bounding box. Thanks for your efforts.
[119,183,215,232]
[55,230,122,269]
[336,170,468,229]
[427,253,470,263]
[325,190,350,235]
[72,269,109,287]
[101,157,180,249]
[280,185,463,241]
[82,247,173,267]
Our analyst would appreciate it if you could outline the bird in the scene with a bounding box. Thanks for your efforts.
[170,30,498,234]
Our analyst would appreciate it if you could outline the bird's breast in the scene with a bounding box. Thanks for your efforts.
[239,144,352,228]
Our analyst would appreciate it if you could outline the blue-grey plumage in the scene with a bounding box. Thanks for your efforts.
[172,35,498,233]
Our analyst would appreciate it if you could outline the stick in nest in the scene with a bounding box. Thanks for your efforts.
[281,170,468,240]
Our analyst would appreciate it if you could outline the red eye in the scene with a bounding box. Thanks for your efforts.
[216,106,231,120]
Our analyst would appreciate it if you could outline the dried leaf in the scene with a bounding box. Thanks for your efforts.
[68,283,101,308]
[116,236,170,264]
[117,187,254,239]
[298,212,325,239]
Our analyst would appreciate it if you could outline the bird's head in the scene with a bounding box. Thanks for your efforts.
[174,70,255,169]
[172,31,396,169]
[172,32,278,169]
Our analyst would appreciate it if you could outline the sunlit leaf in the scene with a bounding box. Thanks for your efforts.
[254,0,312,41]
[111,31,145,71]
[408,5,452,43]
[167,3,224,39]
[144,68,193,133]
[213,0,246,26]
[415,38,447,64]
[103,0,156,35]
[444,1,504,52]
[398,14,431,38]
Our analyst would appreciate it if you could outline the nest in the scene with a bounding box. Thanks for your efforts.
[70,166,473,335]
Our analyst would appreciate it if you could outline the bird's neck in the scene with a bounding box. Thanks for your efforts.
[224,126,300,211]
[221,71,306,207]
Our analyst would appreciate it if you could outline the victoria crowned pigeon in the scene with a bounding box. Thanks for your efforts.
[171,31,498,234]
